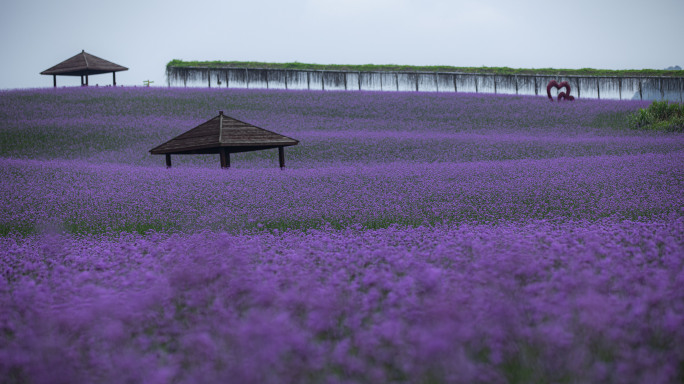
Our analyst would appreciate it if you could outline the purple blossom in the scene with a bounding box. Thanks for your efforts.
[1,87,683,383]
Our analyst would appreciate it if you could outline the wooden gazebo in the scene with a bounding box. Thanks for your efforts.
[150,111,299,168]
[40,50,128,87]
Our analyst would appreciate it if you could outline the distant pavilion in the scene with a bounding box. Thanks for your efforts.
[40,50,128,87]
[150,111,299,169]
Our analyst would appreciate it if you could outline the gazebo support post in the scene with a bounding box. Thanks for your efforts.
[86,75,89,86]
[220,148,230,169]
[80,75,84,86]
[165,154,172,168]
[53,75,56,88]
[113,72,116,86]
[278,146,285,169]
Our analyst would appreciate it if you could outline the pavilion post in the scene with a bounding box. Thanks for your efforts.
[81,75,84,86]
[278,146,285,169]
[165,154,172,168]
[220,148,230,169]
[86,75,89,86]
[53,75,56,88]
[113,72,116,86]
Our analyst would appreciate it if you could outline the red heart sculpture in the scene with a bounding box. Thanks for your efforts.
[546,80,575,101]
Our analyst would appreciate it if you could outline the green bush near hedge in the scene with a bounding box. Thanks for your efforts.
[630,101,684,132]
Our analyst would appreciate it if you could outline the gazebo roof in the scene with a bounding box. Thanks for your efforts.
[150,111,299,155]
[40,50,128,76]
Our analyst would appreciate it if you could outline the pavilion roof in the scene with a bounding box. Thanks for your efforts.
[149,112,299,155]
[40,50,128,76]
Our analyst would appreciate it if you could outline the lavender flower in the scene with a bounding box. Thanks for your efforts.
[1,87,682,383]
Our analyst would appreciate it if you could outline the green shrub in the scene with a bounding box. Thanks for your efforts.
[630,101,684,132]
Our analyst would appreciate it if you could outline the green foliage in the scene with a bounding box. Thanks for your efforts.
[630,101,684,132]
[166,59,684,77]
[590,111,633,130]
[0,222,36,236]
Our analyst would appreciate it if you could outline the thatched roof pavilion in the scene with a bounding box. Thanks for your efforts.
[150,111,299,168]
[41,50,128,87]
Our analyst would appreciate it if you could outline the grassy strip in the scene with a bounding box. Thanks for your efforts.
[630,101,684,132]
[167,59,684,77]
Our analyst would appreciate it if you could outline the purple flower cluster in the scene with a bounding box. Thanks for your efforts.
[1,87,683,382]
[1,220,683,383]
[1,87,680,168]
[1,151,682,233]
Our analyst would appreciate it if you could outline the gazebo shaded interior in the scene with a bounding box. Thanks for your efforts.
[40,50,128,87]
[150,111,299,168]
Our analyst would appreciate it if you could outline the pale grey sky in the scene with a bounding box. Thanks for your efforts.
[1,0,682,89]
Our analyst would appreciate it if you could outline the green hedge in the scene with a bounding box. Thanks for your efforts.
[166,59,684,77]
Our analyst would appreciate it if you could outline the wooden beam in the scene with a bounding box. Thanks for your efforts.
[577,79,581,99]
[220,148,230,169]
[113,72,116,86]
[165,154,171,168]
[514,75,518,95]
[618,77,622,100]
[53,75,56,88]
[278,146,285,169]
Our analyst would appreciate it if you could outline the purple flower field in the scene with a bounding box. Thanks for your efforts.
[1,87,683,383]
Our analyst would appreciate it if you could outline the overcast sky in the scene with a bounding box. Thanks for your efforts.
[1,0,682,89]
